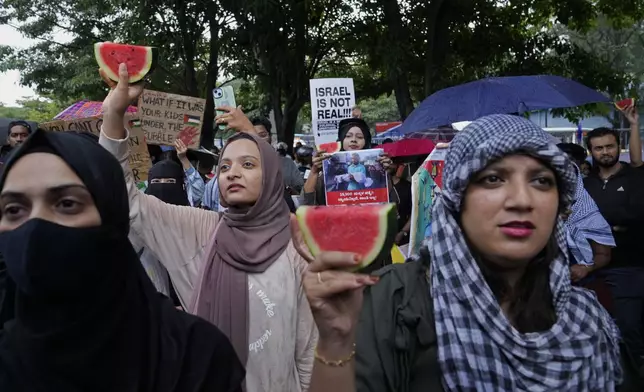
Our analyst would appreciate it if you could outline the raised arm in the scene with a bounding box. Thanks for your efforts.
[622,107,642,167]
[100,64,218,302]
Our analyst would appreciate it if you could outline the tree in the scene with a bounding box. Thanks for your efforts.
[0,104,29,120]
[221,0,356,150]
[0,97,67,122]
[358,92,401,131]
[0,0,232,148]
[349,0,643,122]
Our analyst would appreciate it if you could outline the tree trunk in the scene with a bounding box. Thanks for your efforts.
[270,83,283,143]
[201,13,220,149]
[177,4,199,97]
[381,0,415,119]
[280,97,303,153]
[423,0,448,97]
[391,73,415,120]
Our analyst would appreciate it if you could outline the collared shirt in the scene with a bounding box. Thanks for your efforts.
[566,167,615,265]
[183,166,205,207]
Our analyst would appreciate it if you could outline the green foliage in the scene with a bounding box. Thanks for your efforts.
[0,105,29,120]
[0,97,65,122]
[358,93,402,131]
[2,0,644,141]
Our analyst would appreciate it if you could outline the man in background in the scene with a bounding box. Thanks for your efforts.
[276,142,304,194]
[1,121,32,165]
[584,127,644,374]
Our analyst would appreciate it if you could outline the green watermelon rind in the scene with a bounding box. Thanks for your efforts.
[94,42,158,84]
[296,204,397,271]
[317,142,341,154]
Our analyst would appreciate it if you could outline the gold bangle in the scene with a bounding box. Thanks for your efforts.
[314,344,356,367]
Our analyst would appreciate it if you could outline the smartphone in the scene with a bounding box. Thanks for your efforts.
[213,86,236,131]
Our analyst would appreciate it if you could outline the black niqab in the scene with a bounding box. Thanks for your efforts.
[146,159,191,206]
[0,129,244,392]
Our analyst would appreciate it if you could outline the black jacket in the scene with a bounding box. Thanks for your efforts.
[584,164,644,268]
[356,258,642,391]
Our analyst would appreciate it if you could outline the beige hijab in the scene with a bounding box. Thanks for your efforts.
[192,132,291,365]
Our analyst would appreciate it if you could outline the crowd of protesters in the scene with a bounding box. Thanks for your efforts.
[0,62,642,391]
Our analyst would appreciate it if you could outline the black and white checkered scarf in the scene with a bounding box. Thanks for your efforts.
[429,114,622,391]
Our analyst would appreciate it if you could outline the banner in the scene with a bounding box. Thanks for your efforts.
[309,78,355,146]
[138,89,205,149]
[408,144,447,257]
[40,116,153,183]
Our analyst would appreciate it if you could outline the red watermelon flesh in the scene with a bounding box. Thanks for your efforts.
[95,42,157,84]
[296,204,397,270]
[317,141,341,154]
[615,98,635,111]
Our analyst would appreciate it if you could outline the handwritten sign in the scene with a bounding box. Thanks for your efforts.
[309,78,356,145]
[40,116,152,183]
[138,89,205,149]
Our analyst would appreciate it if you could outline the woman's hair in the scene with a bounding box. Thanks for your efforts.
[470,235,557,333]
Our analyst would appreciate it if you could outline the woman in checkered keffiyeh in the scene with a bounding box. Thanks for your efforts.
[301,114,628,392]
[430,114,622,390]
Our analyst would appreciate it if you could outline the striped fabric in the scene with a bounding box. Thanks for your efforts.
[565,167,615,266]
[183,167,205,207]
[203,177,224,212]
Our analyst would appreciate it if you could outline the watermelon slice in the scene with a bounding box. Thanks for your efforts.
[296,204,397,270]
[317,141,341,154]
[95,42,157,84]
[615,98,635,111]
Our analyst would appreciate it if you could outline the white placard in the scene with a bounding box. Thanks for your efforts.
[309,78,356,146]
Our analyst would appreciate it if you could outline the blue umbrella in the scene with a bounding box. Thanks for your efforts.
[399,75,610,134]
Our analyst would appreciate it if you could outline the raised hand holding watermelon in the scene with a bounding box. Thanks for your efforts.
[100,63,145,116]
[101,63,145,140]
[290,215,378,350]
[619,105,639,126]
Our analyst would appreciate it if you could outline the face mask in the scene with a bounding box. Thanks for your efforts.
[0,219,119,299]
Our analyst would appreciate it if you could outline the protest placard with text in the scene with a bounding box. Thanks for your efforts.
[138,89,205,149]
[40,116,152,183]
[322,149,389,206]
[309,78,355,146]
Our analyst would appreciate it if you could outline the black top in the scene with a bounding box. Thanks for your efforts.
[393,179,412,236]
[584,163,644,268]
[0,130,244,392]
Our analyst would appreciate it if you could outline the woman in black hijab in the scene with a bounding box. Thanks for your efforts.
[146,160,191,206]
[139,159,190,306]
[0,129,244,392]
[300,118,395,273]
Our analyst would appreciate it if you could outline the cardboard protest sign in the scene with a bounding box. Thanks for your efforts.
[322,148,389,206]
[138,89,205,149]
[408,144,447,257]
[40,116,153,183]
[40,117,103,135]
[125,118,154,183]
[309,78,356,145]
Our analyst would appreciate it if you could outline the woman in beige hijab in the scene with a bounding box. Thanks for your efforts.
[98,64,317,392]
